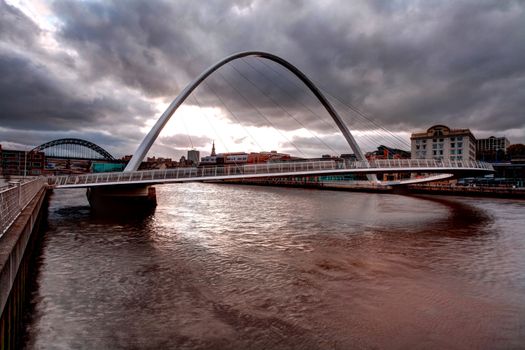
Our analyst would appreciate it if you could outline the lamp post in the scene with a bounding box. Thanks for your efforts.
[24,149,27,177]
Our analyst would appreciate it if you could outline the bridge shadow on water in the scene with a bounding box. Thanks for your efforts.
[53,204,156,226]
[400,194,494,238]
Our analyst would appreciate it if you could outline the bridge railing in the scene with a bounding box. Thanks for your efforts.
[46,158,493,187]
[0,178,46,236]
[367,159,493,170]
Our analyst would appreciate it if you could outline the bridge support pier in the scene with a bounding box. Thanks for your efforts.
[86,185,157,213]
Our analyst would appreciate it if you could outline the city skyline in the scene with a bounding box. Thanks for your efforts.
[1,0,524,159]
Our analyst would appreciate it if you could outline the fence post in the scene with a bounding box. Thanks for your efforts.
[9,181,22,208]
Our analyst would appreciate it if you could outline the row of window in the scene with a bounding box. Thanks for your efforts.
[427,149,463,155]
[416,142,465,151]
[415,136,464,144]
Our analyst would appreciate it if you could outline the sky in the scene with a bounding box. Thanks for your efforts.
[0,0,524,159]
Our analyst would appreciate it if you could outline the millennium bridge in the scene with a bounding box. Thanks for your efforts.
[1,51,493,232]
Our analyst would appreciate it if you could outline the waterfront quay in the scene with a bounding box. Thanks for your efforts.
[0,179,49,349]
[8,183,525,349]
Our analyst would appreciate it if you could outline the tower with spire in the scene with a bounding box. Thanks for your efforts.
[211,140,216,156]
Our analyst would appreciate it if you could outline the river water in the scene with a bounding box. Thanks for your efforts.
[23,184,525,349]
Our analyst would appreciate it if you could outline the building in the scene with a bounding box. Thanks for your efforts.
[200,152,248,166]
[0,145,46,176]
[187,149,200,165]
[340,153,357,162]
[216,152,249,165]
[200,154,217,165]
[45,158,92,175]
[476,136,510,162]
[366,145,411,160]
[247,151,291,164]
[200,145,292,166]
[411,125,477,161]
[140,156,178,170]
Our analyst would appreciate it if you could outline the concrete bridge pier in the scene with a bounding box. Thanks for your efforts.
[86,185,157,212]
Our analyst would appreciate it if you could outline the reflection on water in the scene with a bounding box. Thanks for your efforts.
[23,184,525,349]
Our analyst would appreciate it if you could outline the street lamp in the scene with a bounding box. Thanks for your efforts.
[24,149,27,177]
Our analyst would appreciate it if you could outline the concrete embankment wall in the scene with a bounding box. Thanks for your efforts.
[219,179,394,193]
[0,187,49,349]
[407,185,525,199]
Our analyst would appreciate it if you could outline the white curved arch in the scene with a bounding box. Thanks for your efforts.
[125,51,368,172]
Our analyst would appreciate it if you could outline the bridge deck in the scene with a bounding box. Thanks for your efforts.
[48,159,493,189]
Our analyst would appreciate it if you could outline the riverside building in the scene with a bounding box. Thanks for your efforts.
[476,136,510,162]
[410,125,477,161]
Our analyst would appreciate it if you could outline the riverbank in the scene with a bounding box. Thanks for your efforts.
[406,184,525,198]
[0,185,49,349]
[219,179,525,199]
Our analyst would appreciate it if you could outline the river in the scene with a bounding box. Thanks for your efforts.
[22,184,525,349]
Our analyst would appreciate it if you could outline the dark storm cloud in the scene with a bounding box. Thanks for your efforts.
[1,54,108,129]
[0,0,156,153]
[1,0,524,158]
[53,0,525,132]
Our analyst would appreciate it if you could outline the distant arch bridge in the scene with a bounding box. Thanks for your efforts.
[32,138,115,160]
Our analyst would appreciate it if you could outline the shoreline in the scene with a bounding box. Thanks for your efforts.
[214,180,525,199]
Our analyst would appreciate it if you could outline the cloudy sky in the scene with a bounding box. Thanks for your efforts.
[0,0,524,159]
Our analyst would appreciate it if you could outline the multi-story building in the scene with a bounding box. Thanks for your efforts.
[411,125,477,161]
[477,136,510,152]
[247,151,291,164]
[476,136,510,162]
[0,145,46,176]
[200,149,292,166]
[366,145,411,160]
[187,149,200,165]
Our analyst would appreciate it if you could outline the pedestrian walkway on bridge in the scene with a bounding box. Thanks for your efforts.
[47,158,492,189]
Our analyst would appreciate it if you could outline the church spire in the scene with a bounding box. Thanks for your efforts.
[211,140,216,156]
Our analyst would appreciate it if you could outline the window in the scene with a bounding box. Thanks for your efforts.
[422,145,426,150]
[458,142,463,148]
[439,138,444,142]
[458,149,462,154]
[433,150,437,155]
[433,144,438,149]
[451,142,455,148]
[439,150,443,155]
[451,137,455,141]
[416,145,420,150]
[451,150,456,154]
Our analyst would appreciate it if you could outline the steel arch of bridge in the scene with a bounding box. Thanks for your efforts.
[32,138,115,160]
[125,51,367,172]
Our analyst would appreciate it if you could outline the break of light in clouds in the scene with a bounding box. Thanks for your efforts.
[0,0,524,159]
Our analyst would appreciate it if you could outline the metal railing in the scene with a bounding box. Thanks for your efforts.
[47,159,493,188]
[0,178,47,236]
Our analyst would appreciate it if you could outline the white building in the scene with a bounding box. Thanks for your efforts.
[411,125,477,161]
